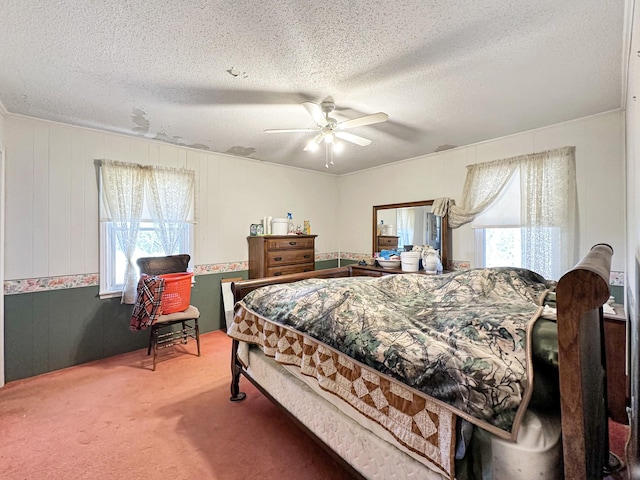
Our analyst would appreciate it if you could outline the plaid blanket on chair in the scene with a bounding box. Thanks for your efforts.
[130,275,165,331]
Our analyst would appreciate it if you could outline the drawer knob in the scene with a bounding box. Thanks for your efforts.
[274,257,282,261]
[274,272,282,276]
[289,241,298,245]
[304,254,311,259]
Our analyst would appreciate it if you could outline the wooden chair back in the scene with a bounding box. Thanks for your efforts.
[137,254,190,276]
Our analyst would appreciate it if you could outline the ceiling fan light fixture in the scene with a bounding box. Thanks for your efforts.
[267,100,389,169]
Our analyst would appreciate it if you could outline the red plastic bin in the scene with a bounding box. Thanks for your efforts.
[159,272,193,314]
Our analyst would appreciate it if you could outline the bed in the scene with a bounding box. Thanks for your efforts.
[227,244,614,480]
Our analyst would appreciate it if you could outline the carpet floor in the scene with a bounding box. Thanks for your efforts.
[0,331,355,480]
[0,330,630,480]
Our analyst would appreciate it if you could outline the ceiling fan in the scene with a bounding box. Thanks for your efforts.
[264,101,389,167]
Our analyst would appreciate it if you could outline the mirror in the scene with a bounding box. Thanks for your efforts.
[372,200,449,269]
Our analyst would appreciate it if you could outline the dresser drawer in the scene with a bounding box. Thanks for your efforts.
[266,237,315,250]
[267,249,314,266]
[266,263,315,277]
[378,236,398,247]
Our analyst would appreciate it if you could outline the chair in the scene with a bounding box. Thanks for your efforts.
[136,254,200,370]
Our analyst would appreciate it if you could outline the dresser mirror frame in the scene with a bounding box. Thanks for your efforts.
[372,200,449,269]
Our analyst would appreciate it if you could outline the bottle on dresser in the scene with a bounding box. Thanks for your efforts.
[287,213,295,234]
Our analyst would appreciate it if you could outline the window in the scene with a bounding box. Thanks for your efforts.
[447,147,577,281]
[476,226,564,279]
[98,160,195,301]
[476,227,522,268]
[101,222,193,298]
[473,168,527,271]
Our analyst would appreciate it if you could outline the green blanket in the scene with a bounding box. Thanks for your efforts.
[238,267,554,433]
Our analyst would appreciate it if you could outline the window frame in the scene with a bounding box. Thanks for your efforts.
[99,220,194,299]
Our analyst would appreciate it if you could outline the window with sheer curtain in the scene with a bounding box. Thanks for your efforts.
[98,160,195,302]
[448,146,577,280]
[396,208,415,249]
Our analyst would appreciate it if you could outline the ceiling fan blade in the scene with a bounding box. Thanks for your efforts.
[303,102,327,125]
[334,131,372,146]
[264,128,318,133]
[304,134,324,151]
[338,112,389,130]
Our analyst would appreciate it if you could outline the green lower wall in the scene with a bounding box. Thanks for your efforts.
[340,259,359,266]
[611,285,624,305]
[2,260,338,383]
[2,259,619,383]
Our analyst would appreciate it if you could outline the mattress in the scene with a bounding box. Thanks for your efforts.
[246,344,447,480]
[243,344,563,480]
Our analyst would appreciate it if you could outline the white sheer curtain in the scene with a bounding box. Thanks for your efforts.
[447,161,518,228]
[146,166,195,255]
[99,160,195,303]
[99,160,146,304]
[446,146,578,277]
[397,208,415,247]
[520,148,578,279]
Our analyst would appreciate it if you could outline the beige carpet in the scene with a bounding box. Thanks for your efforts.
[0,330,355,480]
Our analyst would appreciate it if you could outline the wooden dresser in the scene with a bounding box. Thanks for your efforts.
[247,235,317,279]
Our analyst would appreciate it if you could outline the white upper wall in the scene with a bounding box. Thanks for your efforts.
[0,105,5,148]
[339,110,625,273]
[3,109,626,280]
[3,115,340,280]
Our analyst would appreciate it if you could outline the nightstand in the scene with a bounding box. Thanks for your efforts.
[604,304,628,424]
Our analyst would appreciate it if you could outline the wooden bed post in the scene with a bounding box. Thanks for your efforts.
[230,338,247,402]
[556,243,613,480]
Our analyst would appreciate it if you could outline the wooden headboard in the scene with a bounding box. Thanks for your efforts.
[232,266,352,301]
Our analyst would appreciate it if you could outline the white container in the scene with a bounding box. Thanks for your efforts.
[422,250,441,274]
[271,218,289,235]
[400,251,421,272]
[382,224,394,236]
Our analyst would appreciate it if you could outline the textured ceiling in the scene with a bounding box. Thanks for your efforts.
[0,0,626,174]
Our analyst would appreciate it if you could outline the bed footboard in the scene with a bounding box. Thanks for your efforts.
[556,243,613,480]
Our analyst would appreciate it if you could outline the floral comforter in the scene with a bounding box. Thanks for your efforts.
[233,267,554,435]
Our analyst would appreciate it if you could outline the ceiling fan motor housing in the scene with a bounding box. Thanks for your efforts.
[320,101,338,126]
[320,101,336,114]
